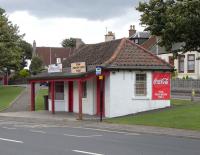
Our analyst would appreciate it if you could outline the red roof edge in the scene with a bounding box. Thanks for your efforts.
[103,38,126,66]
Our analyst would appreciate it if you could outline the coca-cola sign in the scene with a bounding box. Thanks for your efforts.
[152,72,171,100]
[153,78,169,85]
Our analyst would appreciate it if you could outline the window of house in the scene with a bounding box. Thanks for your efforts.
[135,73,147,96]
[55,82,64,100]
[178,55,185,73]
[134,39,139,44]
[82,81,87,98]
[187,54,195,73]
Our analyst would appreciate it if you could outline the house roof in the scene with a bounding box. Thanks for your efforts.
[63,38,173,70]
[36,47,74,66]
[130,31,150,39]
[29,38,173,81]
[142,35,157,50]
[142,36,185,55]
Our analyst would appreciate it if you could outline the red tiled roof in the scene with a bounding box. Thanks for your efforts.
[36,47,74,66]
[63,38,173,70]
[30,38,173,80]
[141,35,157,50]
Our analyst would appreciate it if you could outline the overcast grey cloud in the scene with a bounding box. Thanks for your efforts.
[0,0,140,20]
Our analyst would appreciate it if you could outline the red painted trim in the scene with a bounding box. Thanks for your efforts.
[51,81,55,114]
[68,81,73,112]
[78,80,82,120]
[28,71,110,83]
[3,75,8,85]
[96,77,100,115]
[31,82,35,111]
[96,76,105,116]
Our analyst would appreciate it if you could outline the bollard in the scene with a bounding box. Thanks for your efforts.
[191,89,195,101]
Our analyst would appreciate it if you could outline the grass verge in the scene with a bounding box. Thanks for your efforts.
[35,88,48,111]
[106,99,200,131]
[0,86,24,111]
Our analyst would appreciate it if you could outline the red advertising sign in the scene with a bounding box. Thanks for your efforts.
[152,72,171,100]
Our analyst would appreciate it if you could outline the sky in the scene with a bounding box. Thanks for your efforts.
[0,0,145,47]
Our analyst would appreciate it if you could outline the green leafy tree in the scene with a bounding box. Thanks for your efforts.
[61,38,76,48]
[136,0,200,53]
[18,69,30,78]
[29,56,43,75]
[0,8,23,73]
[19,40,32,69]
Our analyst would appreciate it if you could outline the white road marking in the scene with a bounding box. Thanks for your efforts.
[72,150,104,155]
[64,134,102,138]
[0,137,23,143]
[2,127,17,130]
[30,130,46,134]
[125,133,141,136]
[73,126,141,135]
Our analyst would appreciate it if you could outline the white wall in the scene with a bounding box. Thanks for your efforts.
[48,99,66,112]
[158,51,200,79]
[73,79,96,115]
[107,71,170,118]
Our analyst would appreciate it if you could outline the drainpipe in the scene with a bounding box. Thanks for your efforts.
[197,52,200,79]
[50,47,52,65]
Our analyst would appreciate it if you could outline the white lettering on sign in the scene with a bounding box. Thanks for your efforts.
[153,78,169,85]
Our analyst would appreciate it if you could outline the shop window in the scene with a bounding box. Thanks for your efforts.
[55,82,64,100]
[178,55,185,73]
[135,73,147,96]
[82,81,87,98]
[187,54,195,73]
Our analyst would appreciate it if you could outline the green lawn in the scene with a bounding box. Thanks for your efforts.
[35,88,48,111]
[0,86,24,111]
[106,99,200,131]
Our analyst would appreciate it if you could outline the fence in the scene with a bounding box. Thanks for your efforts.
[171,79,200,92]
[8,78,28,85]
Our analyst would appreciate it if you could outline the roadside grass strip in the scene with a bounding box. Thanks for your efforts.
[106,99,200,131]
[0,86,24,111]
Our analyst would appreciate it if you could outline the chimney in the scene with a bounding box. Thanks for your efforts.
[74,38,85,49]
[32,40,36,57]
[105,31,115,42]
[129,25,136,37]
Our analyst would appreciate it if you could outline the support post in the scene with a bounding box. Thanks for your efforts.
[31,82,35,111]
[78,80,83,120]
[100,79,103,122]
[51,81,55,114]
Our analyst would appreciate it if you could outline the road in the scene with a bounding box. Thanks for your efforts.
[0,120,199,155]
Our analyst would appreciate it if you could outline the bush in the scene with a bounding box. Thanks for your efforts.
[18,69,30,78]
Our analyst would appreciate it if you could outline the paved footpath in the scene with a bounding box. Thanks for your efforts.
[3,84,40,112]
[0,111,200,140]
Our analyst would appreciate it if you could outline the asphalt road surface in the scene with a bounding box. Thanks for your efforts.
[0,120,199,155]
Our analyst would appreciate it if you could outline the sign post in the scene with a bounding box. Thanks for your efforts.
[96,66,103,122]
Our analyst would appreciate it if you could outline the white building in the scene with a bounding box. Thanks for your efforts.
[142,36,200,79]
[29,38,173,118]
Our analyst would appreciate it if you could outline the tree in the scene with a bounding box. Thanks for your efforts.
[136,0,200,53]
[61,38,76,48]
[29,56,43,75]
[18,69,30,78]
[19,40,32,69]
[0,8,23,73]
